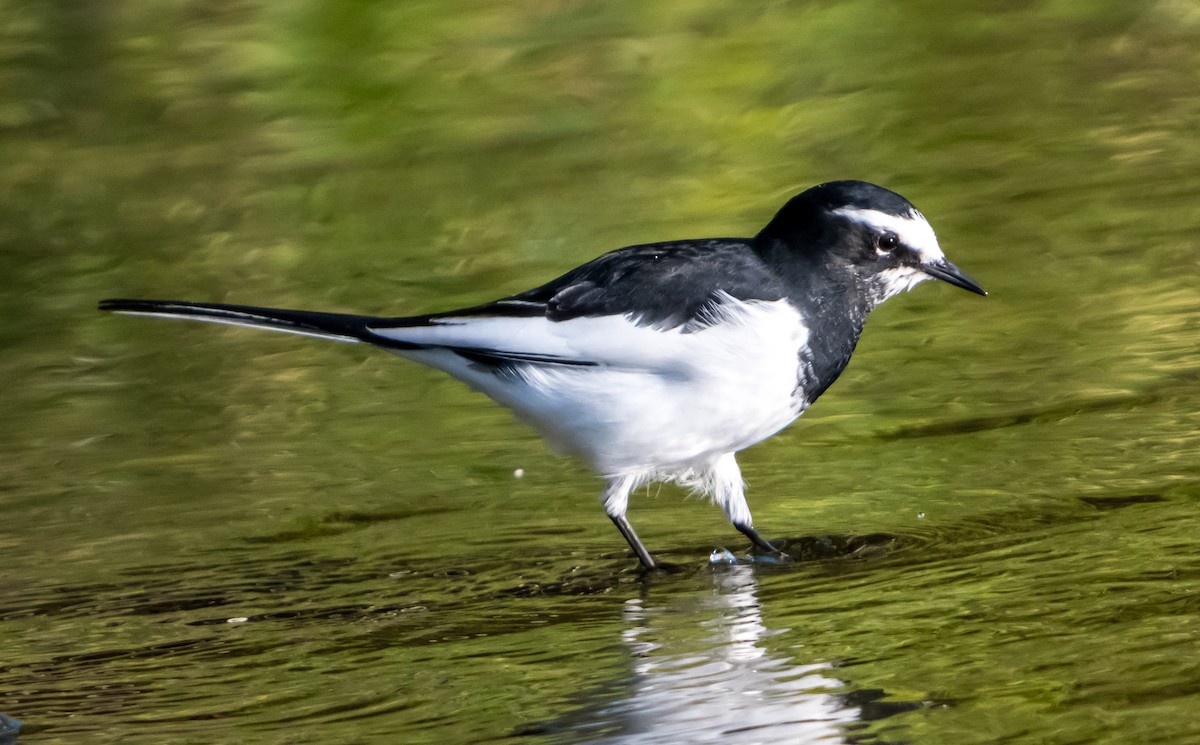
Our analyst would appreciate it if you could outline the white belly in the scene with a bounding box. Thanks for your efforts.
[391,298,812,477]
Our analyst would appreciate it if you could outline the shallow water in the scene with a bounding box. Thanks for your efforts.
[2,1,1199,743]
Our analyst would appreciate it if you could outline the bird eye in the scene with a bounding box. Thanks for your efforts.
[877,232,900,252]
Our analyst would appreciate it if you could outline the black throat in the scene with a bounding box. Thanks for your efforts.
[753,231,873,402]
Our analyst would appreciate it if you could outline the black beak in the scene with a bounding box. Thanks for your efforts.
[922,258,987,296]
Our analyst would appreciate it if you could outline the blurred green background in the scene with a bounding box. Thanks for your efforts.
[1,1,1198,743]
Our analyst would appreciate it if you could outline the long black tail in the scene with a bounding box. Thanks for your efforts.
[98,299,382,344]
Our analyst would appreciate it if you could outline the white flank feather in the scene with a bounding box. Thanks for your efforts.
[371,295,812,484]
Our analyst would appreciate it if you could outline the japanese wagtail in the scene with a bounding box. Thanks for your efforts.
[101,180,986,569]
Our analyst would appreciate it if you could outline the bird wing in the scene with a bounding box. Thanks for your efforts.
[367,238,790,369]
[473,238,782,326]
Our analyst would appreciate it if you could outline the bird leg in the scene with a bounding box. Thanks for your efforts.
[602,475,658,570]
[733,521,787,557]
[609,513,656,570]
[711,453,789,560]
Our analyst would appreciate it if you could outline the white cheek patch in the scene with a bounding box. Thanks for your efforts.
[874,266,931,300]
[833,207,945,263]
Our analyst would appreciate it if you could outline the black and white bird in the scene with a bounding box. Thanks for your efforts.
[100,180,985,569]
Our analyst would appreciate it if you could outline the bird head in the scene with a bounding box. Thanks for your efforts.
[758,180,986,306]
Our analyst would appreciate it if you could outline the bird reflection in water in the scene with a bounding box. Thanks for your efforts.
[536,566,930,743]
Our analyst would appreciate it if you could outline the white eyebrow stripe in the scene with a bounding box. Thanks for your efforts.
[833,207,944,261]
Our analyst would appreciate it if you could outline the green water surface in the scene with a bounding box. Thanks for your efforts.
[2,1,1199,743]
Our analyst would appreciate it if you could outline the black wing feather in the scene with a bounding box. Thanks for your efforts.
[422,238,788,330]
